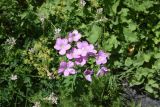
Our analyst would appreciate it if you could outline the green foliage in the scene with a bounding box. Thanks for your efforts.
[23,36,54,76]
[0,0,160,106]
[124,0,156,12]
[59,73,122,107]
[87,24,102,44]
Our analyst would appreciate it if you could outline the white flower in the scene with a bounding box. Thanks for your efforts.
[43,92,58,104]
[38,14,45,23]
[54,28,61,35]
[40,17,45,22]
[28,48,35,53]
[10,74,17,80]
[5,37,16,46]
[80,0,86,7]
[47,72,55,79]
[97,8,103,14]
[33,102,41,107]
[54,28,61,39]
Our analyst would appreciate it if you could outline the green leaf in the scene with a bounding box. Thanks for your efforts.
[154,53,160,59]
[87,25,102,44]
[112,0,120,14]
[143,54,151,62]
[148,80,159,89]
[123,28,138,42]
[152,59,160,70]
[148,79,156,84]
[145,85,154,93]
[139,68,150,77]
[131,79,144,86]
[151,84,159,89]
[119,8,130,23]
[119,8,129,17]
[103,35,119,51]
[124,0,155,12]
[128,22,137,31]
[125,57,133,67]
[132,67,151,86]
[133,57,144,67]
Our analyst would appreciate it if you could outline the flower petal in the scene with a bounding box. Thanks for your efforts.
[64,70,70,76]
[67,61,74,68]
[75,56,87,66]
[56,38,62,44]
[63,38,68,45]
[96,67,108,77]
[77,42,83,49]
[59,49,66,55]
[65,44,71,50]
[59,61,67,68]
[64,68,76,76]
[68,32,73,42]
[69,69,76,74]
[66,53,73,59]
[85,75,92,82]
[54,45,61,50]
[73,33,81,41]
[81,50,87,56]
[58,68,64,74]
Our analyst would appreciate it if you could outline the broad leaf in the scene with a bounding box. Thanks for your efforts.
[87,25,102,44]
[123,28,138,42]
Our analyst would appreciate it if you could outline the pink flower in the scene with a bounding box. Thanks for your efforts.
[96,50,108,65]
[77,41,89,56]
[77,41,97,56]
[54,38,71,55]
[73,48,82,58]
[96,67,108,77]
[58,61,76,76]
[87,44,97,55]
[66,48,76,59]
[68,30,81,42]
[84,69,93,82]
[75,56,87,66]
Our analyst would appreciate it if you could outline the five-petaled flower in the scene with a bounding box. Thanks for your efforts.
[58,61,76,76]
[75,56,88,66]
[68,30,81,42]
[66,48,77,59]
[54,38,71,55]
[75,41,97,57]
[96,50,108,65]
[76,41,89,56]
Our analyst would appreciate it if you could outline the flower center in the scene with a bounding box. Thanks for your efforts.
[98,57,103,61]
[61,44,65,49]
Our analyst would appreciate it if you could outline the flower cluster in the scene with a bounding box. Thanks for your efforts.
[43,92,58,104]
[54,30,109,82]
[33,101,41,107]
[5,37,16,47]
